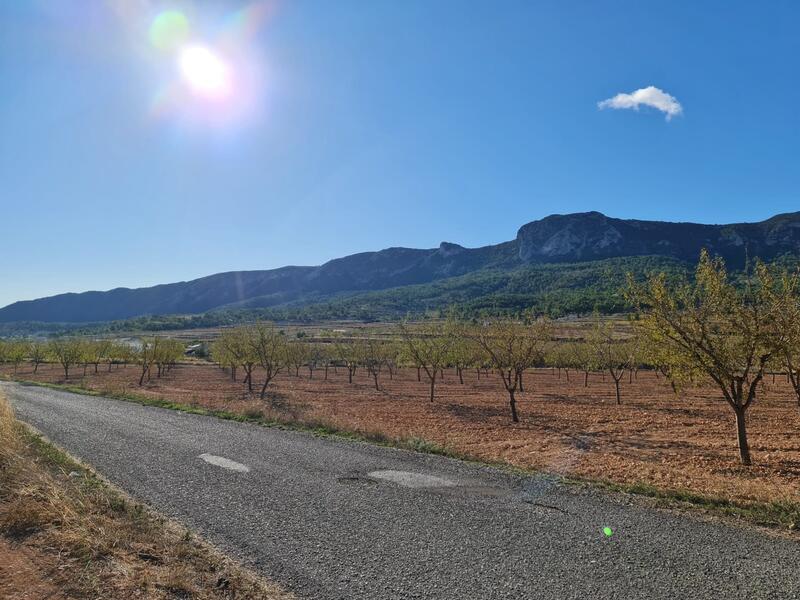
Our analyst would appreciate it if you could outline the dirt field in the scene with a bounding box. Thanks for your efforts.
[4,361,800,506]
[0,538,66,600]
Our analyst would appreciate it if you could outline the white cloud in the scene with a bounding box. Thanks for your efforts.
[598,86,683,120]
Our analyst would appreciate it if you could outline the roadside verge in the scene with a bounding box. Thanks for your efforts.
[0,390,294,600]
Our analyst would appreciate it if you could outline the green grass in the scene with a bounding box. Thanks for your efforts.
[563,477,799,531]
[6,375,799,533]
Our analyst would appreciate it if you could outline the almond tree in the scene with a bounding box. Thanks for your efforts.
[398,321,452,402]
[587,319,637,405]
[6,341,29,375]
[766,268,800,411]
[446,329,474,385]
[49,338,83,380]
[306,343,325,379]
[384,341,401,380]
[358,338,389,391]
[627,250,774,465]
[567,341,595,387]
[251,323,286,400]
[286,341,310,377]
[154,339,184,377]
[29,341,47,374]
[214,331,240,382]
[333,337,360,384]
[548,344,572,382]
[137,338,158,385]
[472,318,551,422]
[83,340,110,374]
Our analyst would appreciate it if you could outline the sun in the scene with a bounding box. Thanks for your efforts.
[178,45,233,100]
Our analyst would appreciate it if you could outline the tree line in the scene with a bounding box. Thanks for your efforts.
[0,337,184,385]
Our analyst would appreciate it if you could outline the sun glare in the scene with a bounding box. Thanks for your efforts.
[178,45,233,100]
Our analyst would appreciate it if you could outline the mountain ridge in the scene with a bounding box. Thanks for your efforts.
[4,210,800,323]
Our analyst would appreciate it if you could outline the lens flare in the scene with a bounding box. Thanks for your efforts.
[178,45,233,100]
[149,10,190,51]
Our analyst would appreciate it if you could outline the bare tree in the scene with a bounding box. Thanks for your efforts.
[251,323,286,401]
[333,337,360,384]
[472,318,551,422]
[49,339,83,380]
[587,319,637,405]
[358,338,389,391]
[29,341,47,374]
[398,321,452,402]
[286,341,310,377]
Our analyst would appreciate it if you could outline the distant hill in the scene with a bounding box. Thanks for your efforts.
[3,211,800,324]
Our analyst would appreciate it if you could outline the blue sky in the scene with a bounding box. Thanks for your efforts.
[1,0,799,307]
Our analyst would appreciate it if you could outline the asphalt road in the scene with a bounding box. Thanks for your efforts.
[5,381,799,600]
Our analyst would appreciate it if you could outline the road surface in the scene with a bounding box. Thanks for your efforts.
[4,381,799,599]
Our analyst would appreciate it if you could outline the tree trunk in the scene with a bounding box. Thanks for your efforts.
[34,363,39,374]
[518,371,524,393]
[508,388,519,423]
[373,373,379,391]
[348,368,353,384]
[584,371,589,387]
[417,367,421,382]
[429,377,435,402]
[613,376,621,405]
[458,368,464,385]
[260,379,269,400]
[324,365,329,380]
[734,406,752,465]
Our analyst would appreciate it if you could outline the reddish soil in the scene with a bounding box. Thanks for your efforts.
[5,362,800,505]
[0,538,65,600]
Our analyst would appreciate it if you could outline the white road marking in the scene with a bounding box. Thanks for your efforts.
[199,453,250,473]
[368,470,456,488]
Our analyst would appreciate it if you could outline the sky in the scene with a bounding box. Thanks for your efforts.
[1,0,799,307]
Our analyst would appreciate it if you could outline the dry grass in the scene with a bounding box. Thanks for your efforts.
[0,392,293,600]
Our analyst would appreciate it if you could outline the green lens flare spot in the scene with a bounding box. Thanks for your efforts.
[603,527,613,537]
[150,11,190,51]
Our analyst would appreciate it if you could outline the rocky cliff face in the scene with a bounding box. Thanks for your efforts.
[515,211,800,265]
